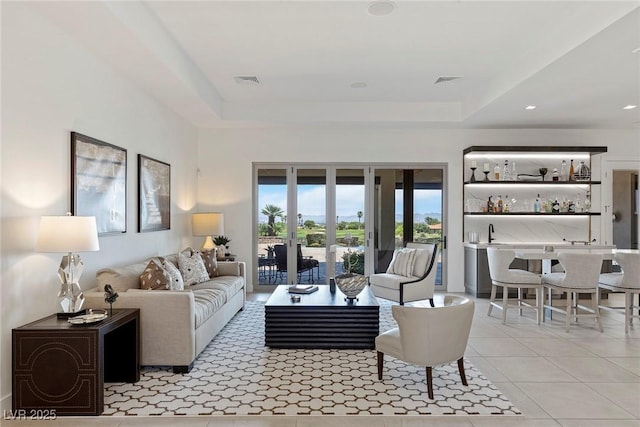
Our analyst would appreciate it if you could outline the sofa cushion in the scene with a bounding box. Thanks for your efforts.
[140,259,170,290]
[161,258,184,291]
[179,249,210,286]
[193,288,226,328]
[97,262,148,293]
[200,250,219,277]
[190,276,244,300]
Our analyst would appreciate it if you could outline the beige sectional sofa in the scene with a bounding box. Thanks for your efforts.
[83,254,245,373]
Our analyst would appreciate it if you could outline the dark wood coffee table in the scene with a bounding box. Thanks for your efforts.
[265,285,379,349]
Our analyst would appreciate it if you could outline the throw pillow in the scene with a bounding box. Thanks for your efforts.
[178,249,210,286]
[200,249,219,278]
[139,259,170,290]
[386,248,417,277]
[161,258,184,291]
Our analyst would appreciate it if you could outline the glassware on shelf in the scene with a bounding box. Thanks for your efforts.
[575,161,590,181]
[534,194,541,213]
[584,191,591,212]
[569,159,575,181]
[539,167,548,181]
[510,162,517,181]
[502,160,510,181]
[552,168,559,181]
[483,163,491,182]
[560,160,568,181]
[493,163,500,180]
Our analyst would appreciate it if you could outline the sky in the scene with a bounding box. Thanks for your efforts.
[258,184,441,223]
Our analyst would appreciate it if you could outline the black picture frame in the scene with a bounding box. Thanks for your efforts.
[71,132,127,235]
[138,154,171,232]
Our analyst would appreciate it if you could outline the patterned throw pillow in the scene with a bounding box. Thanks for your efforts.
[139,259,170,290]
[199,249,218,278]
[178,249,210,286]
[386,248,417,277]
[161,258,184,291]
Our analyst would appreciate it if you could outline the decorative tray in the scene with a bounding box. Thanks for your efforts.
[68,310,108,325]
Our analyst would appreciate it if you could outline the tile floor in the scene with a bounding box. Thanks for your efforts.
[5,292,639,427]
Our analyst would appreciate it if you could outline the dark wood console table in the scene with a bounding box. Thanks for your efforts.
[12,308,140,416]
[265,285,379,349]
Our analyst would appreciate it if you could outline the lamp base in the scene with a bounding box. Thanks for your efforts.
[57,309,87,319]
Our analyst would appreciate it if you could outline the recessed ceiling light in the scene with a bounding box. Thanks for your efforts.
[350,82,367,89]
[525,105,537,110]
[368,0,396,16]
[623,105,637,110]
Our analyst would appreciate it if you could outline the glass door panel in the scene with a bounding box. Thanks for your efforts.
[373,168,444,286]
[256,168,287,285]
[296,169,326,284]
[335,169,366,277]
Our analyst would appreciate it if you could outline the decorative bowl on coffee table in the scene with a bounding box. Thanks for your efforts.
[335,273,369,303]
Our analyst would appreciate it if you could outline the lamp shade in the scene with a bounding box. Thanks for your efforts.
[192,212,224,237]
[36,215,100,253]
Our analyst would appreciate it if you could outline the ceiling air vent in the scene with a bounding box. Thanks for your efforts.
[434,76,462,84]
[234,76,260,85]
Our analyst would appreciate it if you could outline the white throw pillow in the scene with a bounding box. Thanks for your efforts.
[178,249,210,286]
[161,258,184,291]
[411,248,432,278]
[386,248,418,277]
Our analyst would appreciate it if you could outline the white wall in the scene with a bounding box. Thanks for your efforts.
[0,3,198,408]
[197,128,640,293]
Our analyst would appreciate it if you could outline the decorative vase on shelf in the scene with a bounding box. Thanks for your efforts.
[335,273,368,304]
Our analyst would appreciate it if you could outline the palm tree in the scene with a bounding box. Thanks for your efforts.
[357,211,363,228]
[297,213,302,226]
[261,204,284,236]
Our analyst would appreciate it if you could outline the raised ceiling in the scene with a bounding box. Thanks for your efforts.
[27,1,640,129]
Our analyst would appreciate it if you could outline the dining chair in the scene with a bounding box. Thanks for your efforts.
[375,295,475,400]
[486,247,542,324]
[541,252,604,332]
[370,242,438,306]
[598,252,640,333]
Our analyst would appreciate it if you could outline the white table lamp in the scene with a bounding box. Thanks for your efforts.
[36,213,100,316]
[192,212,224,251]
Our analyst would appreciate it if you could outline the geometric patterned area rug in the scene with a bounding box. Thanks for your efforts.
[103,300,521,416]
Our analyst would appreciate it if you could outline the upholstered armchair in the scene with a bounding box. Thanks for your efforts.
[375,295,475,399]
[370,242,438,306]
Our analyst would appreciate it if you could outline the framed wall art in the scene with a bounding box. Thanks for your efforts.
[138,154,171,232]
[71,132,127,235]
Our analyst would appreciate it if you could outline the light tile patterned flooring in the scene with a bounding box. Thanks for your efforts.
[5,292,639,427]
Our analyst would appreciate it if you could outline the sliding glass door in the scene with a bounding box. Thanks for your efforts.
[255,164,445,289]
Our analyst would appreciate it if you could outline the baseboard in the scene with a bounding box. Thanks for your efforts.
[1,393,11,414]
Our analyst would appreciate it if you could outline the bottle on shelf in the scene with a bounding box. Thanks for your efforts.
[511,162,517,181]
[575,193,582,213]
[552,168,559,181]
[497,195,504,213]
[502,160,510,181]
[569,159,575,181]
[504,194,510,213]
[493,163,500,181]
[552,198,560,214]
[534,194,541,213]
[584,191,591,212]
[487,195,494,213]
[568,199,576,213]
[560,160,568,181]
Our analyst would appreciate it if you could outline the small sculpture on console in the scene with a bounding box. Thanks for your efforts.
[104,284,119,315]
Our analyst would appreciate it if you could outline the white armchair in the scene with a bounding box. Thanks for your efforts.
[375,295,475,399]
[370,242,438,306]
[599,252,640,333]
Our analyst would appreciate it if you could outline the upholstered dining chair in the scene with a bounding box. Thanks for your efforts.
[375,295,475,400]
[486,247,542,324]
[598,252,640,333]
[370,242,438,306]
[541,252,604,332]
